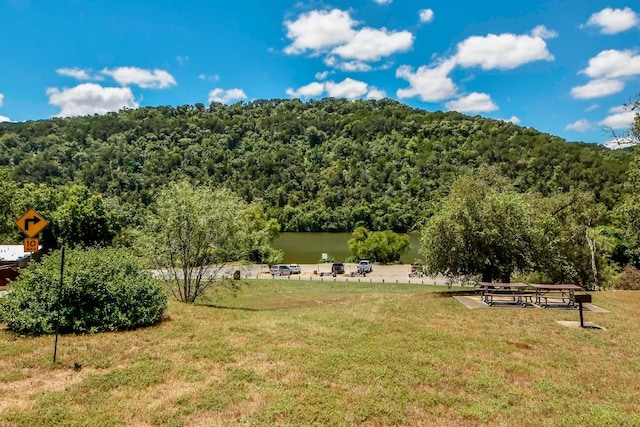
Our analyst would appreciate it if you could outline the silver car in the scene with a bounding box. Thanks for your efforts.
[288,264,301,274]
[270,265,292,276]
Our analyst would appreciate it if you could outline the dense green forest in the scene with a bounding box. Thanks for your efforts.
[0,98,633,233]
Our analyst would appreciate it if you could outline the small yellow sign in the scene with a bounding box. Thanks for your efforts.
[16,209,48,238]
[23,238,39,253]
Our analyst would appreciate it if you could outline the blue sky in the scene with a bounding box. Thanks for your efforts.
[1,0,639,147]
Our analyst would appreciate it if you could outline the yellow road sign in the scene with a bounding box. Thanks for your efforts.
[23,238,39,252]
[16,209,48,238]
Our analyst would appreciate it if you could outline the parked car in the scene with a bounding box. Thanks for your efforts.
[270,265,292,276]
[408,262,424,278]
[288,264,301,274]
[358,260,373,273]
[331,262,345,276]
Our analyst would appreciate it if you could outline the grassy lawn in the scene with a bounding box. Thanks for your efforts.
[1,280,639,426]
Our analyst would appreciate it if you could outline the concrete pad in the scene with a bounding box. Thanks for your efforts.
[557,320,606,330]
[582,303,609,313]
[453,295,488,309]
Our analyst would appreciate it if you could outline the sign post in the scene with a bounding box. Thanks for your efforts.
[15,209,62,361]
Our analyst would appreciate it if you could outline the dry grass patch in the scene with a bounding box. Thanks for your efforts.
[0,280,639,426]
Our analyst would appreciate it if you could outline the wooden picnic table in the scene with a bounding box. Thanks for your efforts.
[477,282,533,306]
[530,284,583,308]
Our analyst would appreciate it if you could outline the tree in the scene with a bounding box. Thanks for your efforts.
[245,203,283,265]
[420,172,538,283]
[141,181,279,303]
[0,167,20,244]
[612,94,640,267]
[348,227,410,264]
[531,191,609,289]
[15,183,123,249]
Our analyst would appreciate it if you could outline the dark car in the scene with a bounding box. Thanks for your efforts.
[331,262,345,276]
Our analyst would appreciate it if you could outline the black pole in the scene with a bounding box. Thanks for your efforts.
[579,302,584,328]
[53,246,65,363]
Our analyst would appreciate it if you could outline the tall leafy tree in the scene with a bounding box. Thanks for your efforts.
[141,181,279,303]
[15,183,122,249]
[0,167,20,244]
[613,95,640,266]
[420,172,538,283]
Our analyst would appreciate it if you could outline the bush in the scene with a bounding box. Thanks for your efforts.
[613,265,640,290]
[0,248,167,335]
[348,227,410,264]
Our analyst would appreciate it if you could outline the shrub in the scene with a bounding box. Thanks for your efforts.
[0,248,167,335]
[348,227,410,264]
[613,265,640,290]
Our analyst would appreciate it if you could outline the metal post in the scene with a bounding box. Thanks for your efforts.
[579,302,585,328]
[53,246,65,363]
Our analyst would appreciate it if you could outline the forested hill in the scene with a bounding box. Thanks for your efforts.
[0,98,632,232]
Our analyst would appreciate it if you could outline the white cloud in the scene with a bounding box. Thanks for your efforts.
[286,82,325,98]
[0,92,3,107]
[586,104,599,112]
[315,71,329,80]
[284,9,356,55]
[198,74,220,82]
[326,78,369,99]
[396,59,457,102]
[454,31,554,70]
[47,83,138,117]
[0,115,10,122]
[531,25,558,39]
[325,57,373,72]
[571,78,624,99]
[501,116,521,124]
[331,27,413,61]
[445,92,498,113]
[284,8,414,70]
[584,7,639,34]
[599,105,637,129]
[365,87,387,100]
[373,0,392,4]
[582,49,640,79]
[418,9,434,24]
[102,67,176,89]
[286,78,382,100]
[176,55,189,65]
[208,88,247,104]
[56,67,93,80]
[565,119,592,132]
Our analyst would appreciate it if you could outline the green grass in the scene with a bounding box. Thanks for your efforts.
[1,280,639,426]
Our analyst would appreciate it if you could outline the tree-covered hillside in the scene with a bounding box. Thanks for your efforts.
[0,98,632,232]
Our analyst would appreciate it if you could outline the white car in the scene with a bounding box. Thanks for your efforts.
[288,264,301,274]
[358,260,373,273]
[270,265,292,276]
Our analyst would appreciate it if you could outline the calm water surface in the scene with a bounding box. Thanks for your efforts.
[273,232,421,264]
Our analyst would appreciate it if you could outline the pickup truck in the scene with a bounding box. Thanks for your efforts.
[358,260,373,273]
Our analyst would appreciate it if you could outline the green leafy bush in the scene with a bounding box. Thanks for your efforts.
[348,227,410,264]
[0,248,167,335]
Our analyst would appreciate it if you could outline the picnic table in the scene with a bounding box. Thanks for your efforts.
[530,284,583,308]
[477,282,533,306]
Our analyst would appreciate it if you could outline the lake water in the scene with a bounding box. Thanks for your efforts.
[273,232,422,264]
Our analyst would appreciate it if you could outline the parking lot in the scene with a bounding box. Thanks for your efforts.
[239,263,450,285]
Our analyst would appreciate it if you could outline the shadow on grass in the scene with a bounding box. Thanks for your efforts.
[431,289,479,298]
[195,304,261,311]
